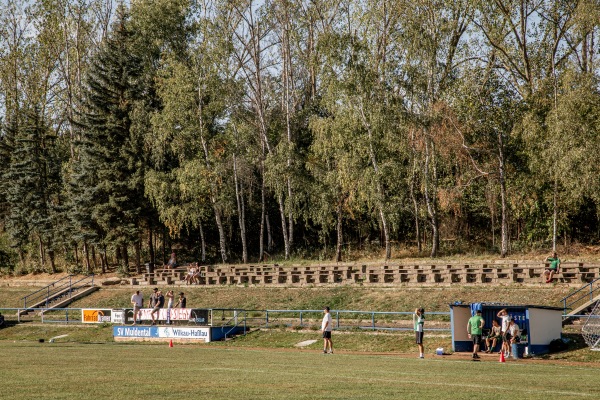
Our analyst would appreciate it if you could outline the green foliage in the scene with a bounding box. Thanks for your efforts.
[2,0,600,266]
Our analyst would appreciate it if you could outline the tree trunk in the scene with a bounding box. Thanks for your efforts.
[83,241,91,274]
[101,246,107,274]
[359,104,390,259]
[266,214,273,253]
[115,246,122,267]
[278,193,290,259]
[162,227,167,265]
[74,245,79,267]
[498,131,509,258]
[409,167,421,253]
[552,180,558,253]
[199,220,206,262]
[135,241,141,274]
[233,154,248,263]
[122,244,129,273]
[38,236,45,269]
[48,249,56,274]
[259,168,265,262]
[424,140,439,257]
[91,245,98,271]
[214,210,228,263]
[148,223,155,266]
[335,201,343,262]
[380,207,391,260]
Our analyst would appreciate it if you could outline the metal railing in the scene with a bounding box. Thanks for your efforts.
[21,274,95,309]
[252,309,451,331]
[2,306,597,329]
[561,278,600,313]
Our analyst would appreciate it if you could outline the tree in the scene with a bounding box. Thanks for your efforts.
[72,6,144,273]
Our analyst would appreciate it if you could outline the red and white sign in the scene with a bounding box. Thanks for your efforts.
[137,308,192,321]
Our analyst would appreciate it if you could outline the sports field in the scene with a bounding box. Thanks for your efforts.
[2,342,599,400]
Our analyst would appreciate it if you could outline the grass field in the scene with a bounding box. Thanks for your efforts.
[2,341,599,400]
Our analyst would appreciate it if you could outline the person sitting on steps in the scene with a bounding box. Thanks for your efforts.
[543,252,561,283]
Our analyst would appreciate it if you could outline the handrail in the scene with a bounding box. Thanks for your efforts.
[21,275,74,308]
[21,274,95,309]
[561,278,600,313]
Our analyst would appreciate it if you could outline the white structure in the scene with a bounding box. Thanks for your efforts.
[582,301,600,351]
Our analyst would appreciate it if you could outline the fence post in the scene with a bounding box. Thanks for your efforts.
[336,311,339,329]
[266,310,269,328]
[372,312,375,330]
[299,311,303,327]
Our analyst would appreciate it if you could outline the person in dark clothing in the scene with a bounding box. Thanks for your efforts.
[150,290,165,325]
[175,292,187,308]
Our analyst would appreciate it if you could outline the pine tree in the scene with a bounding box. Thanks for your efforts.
[3,107,58,272]
[71,6,144,273]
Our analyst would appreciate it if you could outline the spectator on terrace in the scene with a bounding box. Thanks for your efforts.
[175,292,187,308]
[544,252,561,283]
[184,266,195,285]
[167,252,177,269]
[192,267,202,284]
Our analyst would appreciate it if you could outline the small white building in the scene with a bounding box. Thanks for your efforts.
[449,303,563,355]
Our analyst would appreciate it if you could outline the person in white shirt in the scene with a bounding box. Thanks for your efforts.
[130,290,143,325]
[413,308,425,358]
[321,306,333,354]
[497,308,511,356]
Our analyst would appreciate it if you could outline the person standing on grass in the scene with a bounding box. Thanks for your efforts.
[130,290,143,325]
[150,290,165,325]
[322,306,333,354]
[498,308,511,356]
[175,292,187,308]
[148,287,159,308]
[165,290,174,325]
[413,308,425,359]
[544,252,561,283]
[467,309,485,359]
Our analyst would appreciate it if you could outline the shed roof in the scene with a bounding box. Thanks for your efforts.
[449,302,563,311]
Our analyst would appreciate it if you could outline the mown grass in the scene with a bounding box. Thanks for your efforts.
[1,341,599,400]
[0,284,572,313]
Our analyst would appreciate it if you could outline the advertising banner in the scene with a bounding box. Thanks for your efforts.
[82,309,112,323]
[111,310,127,324]
[129,308,209,324]
[112,326,211,342]
[137,308,192,321]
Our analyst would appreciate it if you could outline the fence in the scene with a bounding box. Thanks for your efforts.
[1,307,596,332]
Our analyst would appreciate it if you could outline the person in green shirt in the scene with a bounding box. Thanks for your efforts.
[467,309,485,359]
[413,308,425,359]
[544,252,561,283]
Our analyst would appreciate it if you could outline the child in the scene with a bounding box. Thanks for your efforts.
[413,308,425,358]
